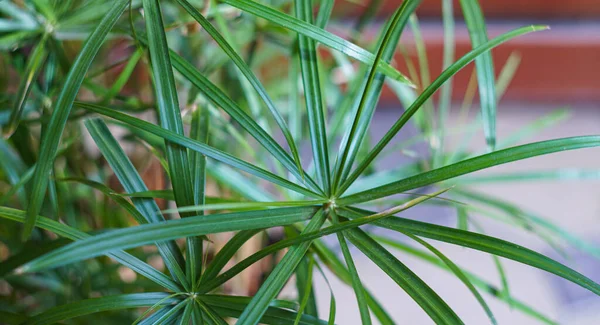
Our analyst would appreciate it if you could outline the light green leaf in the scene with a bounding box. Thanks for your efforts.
[460,0,497,150]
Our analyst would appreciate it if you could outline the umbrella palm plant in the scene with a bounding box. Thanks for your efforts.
[0,0,599,324]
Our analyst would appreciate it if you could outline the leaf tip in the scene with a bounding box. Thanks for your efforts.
[13,266,27,275]
[532,25,550,32]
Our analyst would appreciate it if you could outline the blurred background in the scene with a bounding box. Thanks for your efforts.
[306,1,600,324]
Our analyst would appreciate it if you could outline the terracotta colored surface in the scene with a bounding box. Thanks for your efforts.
[334,0,600,18]
[326,22,600,102]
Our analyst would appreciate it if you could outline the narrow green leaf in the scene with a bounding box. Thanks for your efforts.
[201,295,327,325]
[296,256,319,319]
[23,293,178,325]
[0,1,38,26]
[155,301,188,325]
[337,25,548,195]
[453,188,600,259]
[220,0,413,84]
[312,239,395,325]
[407,234,497,324]
[434,0,456,167]
[295,0,331,194]
[197,299,229,325]
[176,0,305,182]
[23,0,129,240]
[495,51,521,100]
[237,209,327,325]
[330,210,371,325]
[340,208,600,296]
[0,238,69,277]
[0,164,34,206]
[4,35,47,138]
[339,136,600,204]
[134,293,188,325]
[163,200,326,214]
[58,177,147,224]
[375,235,558,325]
[117,189,176,200]
[0,138,29,205]
[0,206,182,292]
[201,229,261,282]
[101,47,143,103]
[315,0,334,29]
[19,206,317,273]
[332,1,419,193]
[201,189,446,292]
[345,228,463,324]
[454,169,600,184]
[179,300,195,325]
[133,34,322,195]
[407,14,435,136]
[460,0,497,150]
[77,102,320,198]
[207,162,275,201]
[139,306,173,325]
[188,106,210,289]
[457,206,468,230]
[191,301,204,325]
[313,263,337,325]
[141,0,196,218]
[294,256,316,325]
[85,118,190,290]
[497,108,570,149]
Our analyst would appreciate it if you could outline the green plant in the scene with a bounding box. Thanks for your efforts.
[1,0,599,324]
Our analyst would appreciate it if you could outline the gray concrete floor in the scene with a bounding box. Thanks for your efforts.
[311,104,600,324]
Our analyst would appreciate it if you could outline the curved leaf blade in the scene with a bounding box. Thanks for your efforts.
[333,0,420,193]
[295,0,331,194]
[337,25,548,195]
[460,0,497,149]
[0,206,181,292]
[237,209,327,325]
[23,0,129,240]
[23,293,179,325]
[176,0,305,183]
[19,207,318,273]
[340,208,600,297]
[345,228,463,324]
[76,102,320,198]
[339,136,600,204]
[220,0,412,84]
